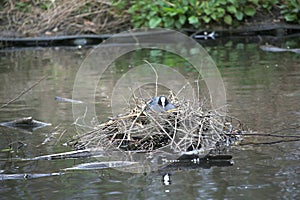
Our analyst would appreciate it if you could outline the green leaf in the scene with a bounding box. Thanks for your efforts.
[127,6,136,14]
[203,16,211,23]
[219,0,227,5]
[179,15,186,25]
[182,6,189,12]
[217,8,225,17]
[163,7,177,16]
[162,7,174,12]
[227,5,237,14]
[175,21,182,29]
[204,8,211,15]
[188,16,199,25]
[175,8,185,14]
[244,6,256,16]
[235,11,244,20]
[280,9,289,15]
[149,10,157,17]
[284,13,297,21]
[291,0,300,8]
[250,0,259,5]
[163,17,175,27]
[211,13,217,20]
[149,17,162,28]
[135,21,145,28]
[224,15,232,25]
[15,2,26,8]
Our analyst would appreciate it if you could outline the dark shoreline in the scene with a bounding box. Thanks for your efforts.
[1,21,300,49]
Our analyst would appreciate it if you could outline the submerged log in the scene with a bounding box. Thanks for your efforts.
[0,116,51,131]
[54,96,83,104]
[260,45,300,54]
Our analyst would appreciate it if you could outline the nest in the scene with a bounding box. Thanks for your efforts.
[71,96,243,156]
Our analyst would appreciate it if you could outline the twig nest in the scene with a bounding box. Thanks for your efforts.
[72,97,243,156]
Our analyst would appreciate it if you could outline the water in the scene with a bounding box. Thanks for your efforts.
[0,38,299,199]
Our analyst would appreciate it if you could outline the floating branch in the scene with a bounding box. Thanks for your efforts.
[0,76,46,110]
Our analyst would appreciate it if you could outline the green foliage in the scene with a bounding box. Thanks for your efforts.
[260,0,279,10]
[14,1,54,12]
[114,0,299,29]
[279,0,300,23]
[15,2,32,12]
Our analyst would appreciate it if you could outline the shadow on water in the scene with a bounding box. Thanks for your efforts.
[0,36,299,199]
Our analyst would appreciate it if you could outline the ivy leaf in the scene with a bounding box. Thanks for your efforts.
[227,5,237,14]
[204,8,211,15]
[179,15,186,25]
[149,17,162,28]
[175,21,182,29]
[219,0,227,5]
[251,0,259,5]
[284,13,297,21]
[188,16,199,25]
[211,13,217,20]
[224,15,232,25]
[244,6,256,16]
[163,17,175,27]
[217,8,225,17]
[235,11,243,20]
[203,16,211,23]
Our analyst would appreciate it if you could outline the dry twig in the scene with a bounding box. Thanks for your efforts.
[70,96,243,156]
[1,0,131,37]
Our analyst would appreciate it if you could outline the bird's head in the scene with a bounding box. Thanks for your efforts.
[158,96,168,108]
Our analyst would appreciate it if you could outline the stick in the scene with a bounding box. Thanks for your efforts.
[233,133,300,138]
[0,76,47,110]
[144,60,158,96]
[240,139,300,146]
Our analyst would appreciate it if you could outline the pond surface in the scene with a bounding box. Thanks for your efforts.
[0,36,299,199]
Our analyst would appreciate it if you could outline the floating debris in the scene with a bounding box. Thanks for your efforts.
[22,149,99,161]
[54,96,83,104]
[0,116,51,132]
[0,172,63,180]
[260,45,300,54]
[64,161,138,171]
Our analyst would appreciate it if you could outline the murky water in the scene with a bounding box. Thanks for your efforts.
[0,37,299,199]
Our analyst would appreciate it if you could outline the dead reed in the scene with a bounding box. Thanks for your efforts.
[1,0,130,37]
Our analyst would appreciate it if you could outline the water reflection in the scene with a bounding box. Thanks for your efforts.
[0,37,299,199]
